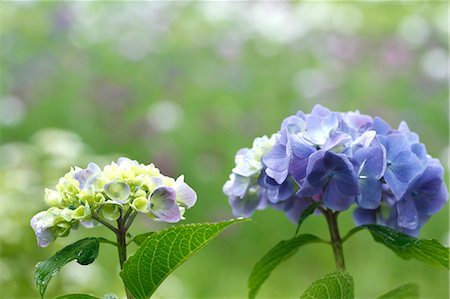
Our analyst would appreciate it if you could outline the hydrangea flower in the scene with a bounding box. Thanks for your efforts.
[31,157,197,247]
[224,105,448,236]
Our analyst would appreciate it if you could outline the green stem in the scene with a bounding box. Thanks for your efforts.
[97,237,118,246]
[117,211,134,299]
[92,214,119,234]
[324,210,346,271]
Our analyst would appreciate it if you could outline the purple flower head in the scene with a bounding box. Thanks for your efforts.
[224,105,448,235]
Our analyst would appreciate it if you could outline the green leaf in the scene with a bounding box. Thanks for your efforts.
[248,234,323,299]
[377,283,420,299]
[120,218,248,299]
[345,225,449,269]
[300,271,354,299]
[130,232,155,246]
[35,238,100,298]
[54,294,99,299]
[295,202,319,236]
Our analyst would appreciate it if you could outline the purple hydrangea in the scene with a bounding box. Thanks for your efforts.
[223,105,448,236]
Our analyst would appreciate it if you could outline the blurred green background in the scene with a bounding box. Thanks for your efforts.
[0,1,448,298]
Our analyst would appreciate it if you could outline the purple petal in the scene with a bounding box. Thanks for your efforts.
[372,117,391,135]
[297,178,323,198]
[148,187,181,223]
[323,180,355,211]
[398,121,419,143]
[265,167,289,185]
[175,180,197,208]
[74,162,101,189]
[351,130,377,150]
[229,191,263,218]
[353,145,386,179]
[407,165,448,215]
[322,133,352,151]
[30,211,56,248]
[282,196,312,223]
[353,208,376,226]
[263,144,289,172]
[380,133,410,160]
[223,174,251,198]
[281,115,306,134]
[343,111,373,131]
[266,179,294,204]
[288,135,315,182]
[396,200,419,230]
[334,170,359,196]
[311,104,331,117]
[411,143,427,162]
[356,178,382,209]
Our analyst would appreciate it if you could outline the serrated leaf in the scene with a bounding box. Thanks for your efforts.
[300,271,354,299]
[295,203,319,236]
[120,218,248,299]
[377,283,419,299]
[34,238,99,298]
[345,225,449,269]
[248,234,322,299]
[131,232,155,246]
[54,294,100,299]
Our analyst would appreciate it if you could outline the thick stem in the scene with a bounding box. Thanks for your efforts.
[324,210,346,271]
[117,211,134,299]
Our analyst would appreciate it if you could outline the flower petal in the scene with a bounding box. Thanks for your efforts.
[263,144,289,172]
[104,181,131,204]
[396,199,419,230]
[356,178,382,209]
[74,162,101,189]
[223,174,251,198]
[353,208,376,226]
[148,187,181,223]
[228,191,263,218]
[323,180,355,211]
[174,177,197,208]
[385,151,424,198]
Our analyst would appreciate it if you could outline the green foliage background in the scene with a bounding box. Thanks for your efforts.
[0,1,448,298]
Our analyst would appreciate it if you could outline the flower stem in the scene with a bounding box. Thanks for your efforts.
[324,210,346,271]
[117,211,134,299]
[92,214,119,234]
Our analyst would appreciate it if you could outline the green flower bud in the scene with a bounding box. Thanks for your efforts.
[134,189,147,198]
[72,204,91,220]
[44,188,63,207]
[99,203,120,221]
[131,196,148,213]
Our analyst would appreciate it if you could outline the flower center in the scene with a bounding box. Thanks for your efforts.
[326,171,335,178]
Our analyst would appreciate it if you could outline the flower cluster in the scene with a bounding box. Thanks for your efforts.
[31,157,197,247]
[224,105,448,236]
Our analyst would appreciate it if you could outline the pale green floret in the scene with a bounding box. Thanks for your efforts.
[78,187,95,206]
[131,196,149,213]
[134,189,147,198]
[72,204,91,220]
[99,202,121,221]
[60,208,73,222]
[252,135,277,159]
[93,193,106,206]
[104,181,131,203]
[44,188,63,207]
